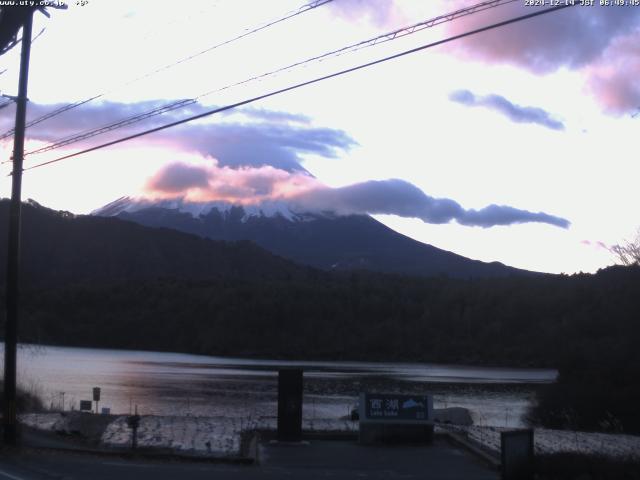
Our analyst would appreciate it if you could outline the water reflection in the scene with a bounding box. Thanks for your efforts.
[2,343,556,427]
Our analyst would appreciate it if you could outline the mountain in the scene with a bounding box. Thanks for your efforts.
[0,199,309,288]
[93,196,537,278]
[5,199,640,437]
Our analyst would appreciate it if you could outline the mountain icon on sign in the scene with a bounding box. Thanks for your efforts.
[402,399,425,410]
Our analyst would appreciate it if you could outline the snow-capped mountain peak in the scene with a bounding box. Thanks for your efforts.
[93,196,305,222]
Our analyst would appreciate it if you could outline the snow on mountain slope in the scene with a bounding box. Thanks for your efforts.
[93,196,309,222]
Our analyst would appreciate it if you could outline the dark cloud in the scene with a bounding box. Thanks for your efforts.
[459,204,569,229]
[146,163,209,193]
[225,107,311,124]
[240,170,280,196]
[165,122,355,172]
[0,99,201,144]
[447,3,640,113]
[291,178,570,229]
[0,99,354,171]
[449,89,564,130]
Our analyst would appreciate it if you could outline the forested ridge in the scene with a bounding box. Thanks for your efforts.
[10,266,639,369]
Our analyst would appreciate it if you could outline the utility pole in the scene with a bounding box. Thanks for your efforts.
[3,8,33,446]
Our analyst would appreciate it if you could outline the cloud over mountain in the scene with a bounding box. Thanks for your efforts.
[3,96,569,230]
[145,160,317,203]
[145,160,570,229]
[290,178,570,229]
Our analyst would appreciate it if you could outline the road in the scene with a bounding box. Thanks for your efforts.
[0,438,498,479]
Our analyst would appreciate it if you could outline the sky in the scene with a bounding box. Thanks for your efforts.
[0,0,638,274]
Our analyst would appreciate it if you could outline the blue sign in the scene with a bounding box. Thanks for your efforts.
[361,393,433,423]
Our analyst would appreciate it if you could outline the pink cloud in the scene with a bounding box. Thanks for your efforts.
[142,161,570,229]
[580,239,609,250]
[586,33,640,114]
[144,158,320,204]
[444,3,640,113]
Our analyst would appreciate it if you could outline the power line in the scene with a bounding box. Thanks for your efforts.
[133,0,333,85]
[191,0,519,101]
[22,0,518,157]
[0,5,209,123]
[0,0,333,141]
[22,3,575,173]
[25,99,194,155]
[206,0,520,89]
[0,91,16,110]
[136,1,222,45]
[0,27,46,87]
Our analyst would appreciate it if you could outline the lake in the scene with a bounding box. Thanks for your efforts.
[4,344,556,428]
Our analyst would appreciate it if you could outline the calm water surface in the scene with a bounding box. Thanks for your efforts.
[4,344,557,427]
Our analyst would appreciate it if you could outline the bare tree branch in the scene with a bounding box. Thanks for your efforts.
[609,229,640,266]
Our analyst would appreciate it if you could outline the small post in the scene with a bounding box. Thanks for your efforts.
[92,387,101,414]
[501,429,534,480]
[127,404,140,450]
[277,368,303,442]
[132,421,138,449]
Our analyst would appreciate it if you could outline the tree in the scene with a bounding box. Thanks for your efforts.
[610,229,640,266]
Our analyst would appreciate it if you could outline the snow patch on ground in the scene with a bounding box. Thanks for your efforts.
[102,416,357,456]
[443,425,640,460]
[22,413,639,460]
[21,413,357,457]
[20,413,68,432]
